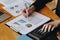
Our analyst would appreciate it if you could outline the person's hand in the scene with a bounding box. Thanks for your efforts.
[41,20,60,32]
[22,5,35,17]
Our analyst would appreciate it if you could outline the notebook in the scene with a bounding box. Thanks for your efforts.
[16,35,33,40]
[0,12,10,22]
[6,12,50,34]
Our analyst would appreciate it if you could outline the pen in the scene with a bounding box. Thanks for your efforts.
[26,9,29,21]
[25,2,29,21]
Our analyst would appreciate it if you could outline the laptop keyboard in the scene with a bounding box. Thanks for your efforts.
[27,26,48,40]
[27,20,53,40]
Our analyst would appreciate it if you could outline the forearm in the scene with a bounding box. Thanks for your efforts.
[54,20,60,25]
[31,0,52,11]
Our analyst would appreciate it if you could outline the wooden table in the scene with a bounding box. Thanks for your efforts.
[0,4,60,40]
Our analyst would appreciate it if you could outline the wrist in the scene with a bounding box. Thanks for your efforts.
[30,5,35,11]
[54,20,60,25]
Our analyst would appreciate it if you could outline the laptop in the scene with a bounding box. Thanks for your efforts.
[27,23,51,40]
[0,11,10,22]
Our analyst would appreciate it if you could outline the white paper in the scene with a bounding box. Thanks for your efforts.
[3,0,26,16]
[0,0,34,6]
[2,0,34,16]
[0,0,17,6]
[6,12,50,34]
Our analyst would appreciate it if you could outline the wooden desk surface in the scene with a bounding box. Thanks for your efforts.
[0,4,60,40]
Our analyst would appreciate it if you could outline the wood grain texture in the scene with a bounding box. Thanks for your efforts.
[0,4,20,40]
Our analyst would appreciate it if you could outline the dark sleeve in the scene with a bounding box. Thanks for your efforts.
[32,0,52,11]
[56,0,60,17]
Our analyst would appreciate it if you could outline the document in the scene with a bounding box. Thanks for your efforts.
[0,0,17,6]
[2,0,34,16]
[3,0,26,16]
[6,12,50,34]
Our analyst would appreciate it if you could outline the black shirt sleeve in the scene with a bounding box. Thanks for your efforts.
[32,0,52,11]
